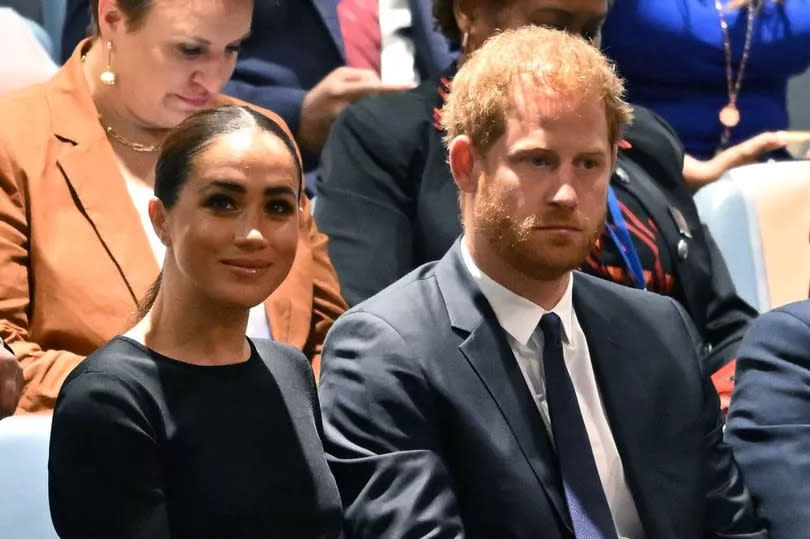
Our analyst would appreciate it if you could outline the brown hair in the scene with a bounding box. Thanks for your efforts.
[433,0,464,44]
[136,105,303,319]
[89,0,153,35]
[441,26,633,152]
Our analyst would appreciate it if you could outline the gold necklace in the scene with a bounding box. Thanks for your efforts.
[715,0,763,149]
[99,119,160,153]
[80,52,161,153]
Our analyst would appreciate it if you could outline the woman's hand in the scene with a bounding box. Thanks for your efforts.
[0,339,22,419]
[682,131,789,190]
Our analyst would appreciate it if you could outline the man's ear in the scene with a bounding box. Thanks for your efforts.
[148,198,171,246]
[448,135,479,196]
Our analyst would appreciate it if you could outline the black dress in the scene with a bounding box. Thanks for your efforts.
[48,336,342,539]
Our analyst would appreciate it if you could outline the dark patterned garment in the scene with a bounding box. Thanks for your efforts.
[581,184,683,303]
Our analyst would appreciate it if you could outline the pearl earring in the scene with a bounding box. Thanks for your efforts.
[99,40,117,86]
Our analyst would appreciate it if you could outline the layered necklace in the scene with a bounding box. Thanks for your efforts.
[715,0,764,150]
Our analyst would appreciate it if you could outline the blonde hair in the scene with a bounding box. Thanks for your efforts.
[441,26,633,151]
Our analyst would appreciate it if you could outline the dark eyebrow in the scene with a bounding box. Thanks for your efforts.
[578,150,608,158]
[200,180,297,198]
[264,186,298,198]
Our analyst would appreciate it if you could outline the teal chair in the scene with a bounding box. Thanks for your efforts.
[0,415,59,539]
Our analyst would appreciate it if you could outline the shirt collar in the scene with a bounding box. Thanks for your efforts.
[461,239,574,346]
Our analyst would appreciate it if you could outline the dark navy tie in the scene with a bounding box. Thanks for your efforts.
[539,313,618,539]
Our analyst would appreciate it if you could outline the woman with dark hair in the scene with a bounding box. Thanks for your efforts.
[0,0,346,413]
[48,105,342,539]
[314,0,756,392]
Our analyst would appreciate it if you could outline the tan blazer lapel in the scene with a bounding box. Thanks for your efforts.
[265,229,314,349]
[47,45,159,304]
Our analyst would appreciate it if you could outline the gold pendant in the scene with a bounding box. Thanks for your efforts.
[719,103,740,128]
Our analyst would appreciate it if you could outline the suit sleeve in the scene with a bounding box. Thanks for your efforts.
[668,298,767,538]
[49,371,170,539]
[318,311,465,538]
[299,195,348,378]
[0,139,84,412]
[314,101,420,306]
[726,307,810,539]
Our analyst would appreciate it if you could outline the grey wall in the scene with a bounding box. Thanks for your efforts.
[789,67,810,130]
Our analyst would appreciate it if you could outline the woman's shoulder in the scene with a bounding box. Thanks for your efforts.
[250,338,316,394]
[622,104,685,188]
[54,337,163,425]
[0,81,54,144]
[60,338,159,400]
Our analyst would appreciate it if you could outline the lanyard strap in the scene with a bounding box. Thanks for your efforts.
[606,186,646,290]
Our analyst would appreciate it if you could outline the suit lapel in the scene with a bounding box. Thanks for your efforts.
[47,47,158,305]
[572,274,661,536]
[436,244,572,533]
[311,0,346,61]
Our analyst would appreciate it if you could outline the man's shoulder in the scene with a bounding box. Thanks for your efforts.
[345,260,447,330]
[769,300,810,327]
[573,271,681,314]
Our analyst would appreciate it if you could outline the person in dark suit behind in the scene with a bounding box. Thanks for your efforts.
[63,0,455,188]
[726,300,810,538]
[313,0,756,393]
[318,26,766,538]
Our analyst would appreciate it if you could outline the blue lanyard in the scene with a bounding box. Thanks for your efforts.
[606,186,646,290]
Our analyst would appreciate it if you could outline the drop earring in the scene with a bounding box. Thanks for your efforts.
[99,40,117,86]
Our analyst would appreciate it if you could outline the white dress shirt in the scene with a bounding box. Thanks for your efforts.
[461,241,645,539]
[124,178,272,339]
[378,0,419,84]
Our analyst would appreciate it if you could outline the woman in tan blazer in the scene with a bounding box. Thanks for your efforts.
[0,0,347,413]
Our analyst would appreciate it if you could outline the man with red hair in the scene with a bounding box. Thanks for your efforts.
[319,26,766,538]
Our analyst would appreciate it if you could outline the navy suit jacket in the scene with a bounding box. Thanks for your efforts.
[319,242,766,538]
[727,300,810,539]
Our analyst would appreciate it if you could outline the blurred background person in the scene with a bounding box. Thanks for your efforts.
[49,105,342,539]
[601,0,810,187]
[62,0,457,192]
[0,6,57,96]
[0,0,346,414]
[726,299,810,538]
[314,0,756,383]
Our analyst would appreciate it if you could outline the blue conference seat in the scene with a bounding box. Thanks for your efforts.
[695,161,810,313]
[0,415,58,539]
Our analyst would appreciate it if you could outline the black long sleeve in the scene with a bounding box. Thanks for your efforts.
[49,337,342,539]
